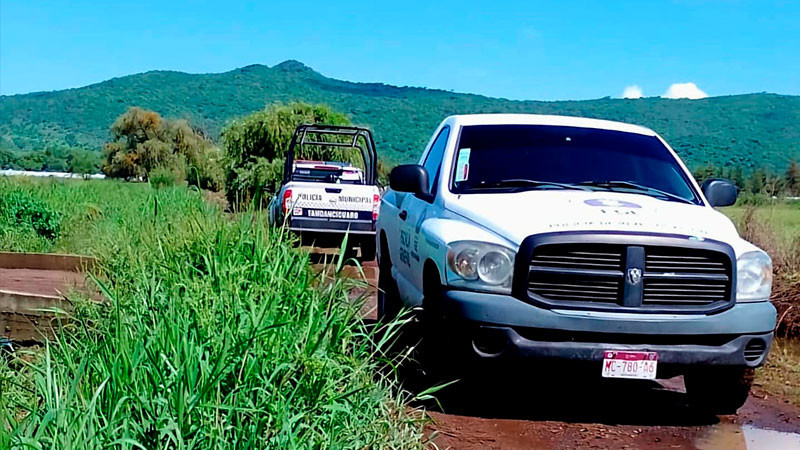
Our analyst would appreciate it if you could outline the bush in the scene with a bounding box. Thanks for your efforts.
[222,102,353,207]
[0,190,61,240]
[103,107,224,192]
[225,157,284,206]
[149,166,183,189]
[186,146,225,191]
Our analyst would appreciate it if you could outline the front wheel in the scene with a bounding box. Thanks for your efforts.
[685,366,754,415]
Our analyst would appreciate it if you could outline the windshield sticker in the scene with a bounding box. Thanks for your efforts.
[455,148,471,182]
[585,199,642,209]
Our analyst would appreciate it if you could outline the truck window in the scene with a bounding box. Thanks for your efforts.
[423,126,450,193]
[451,124,700,204]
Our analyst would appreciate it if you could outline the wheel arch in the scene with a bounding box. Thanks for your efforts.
[422,258,444,295]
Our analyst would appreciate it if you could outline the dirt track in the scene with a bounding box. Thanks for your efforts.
[8,256,800,448]
[352,261,800,449]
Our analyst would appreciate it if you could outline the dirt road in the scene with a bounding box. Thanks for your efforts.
[352,261,800,449]
[9,254,800,448]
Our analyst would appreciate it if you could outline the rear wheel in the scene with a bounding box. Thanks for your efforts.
[377,251,402,323]
[360,237,377,262]
[685,366,754,415]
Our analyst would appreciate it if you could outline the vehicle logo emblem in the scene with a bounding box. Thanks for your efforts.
[627,268,642,285]
[585,199,642,209]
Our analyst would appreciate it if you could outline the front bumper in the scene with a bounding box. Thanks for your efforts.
[441,290,777,368]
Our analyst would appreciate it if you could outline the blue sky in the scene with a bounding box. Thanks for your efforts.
[1,0,798,100]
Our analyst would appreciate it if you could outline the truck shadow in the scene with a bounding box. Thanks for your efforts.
[402,361,720,427]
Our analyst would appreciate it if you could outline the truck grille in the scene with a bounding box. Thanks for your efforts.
[530,246,623,271]
[529,245,623,303]
[642,248,730,306]
[526,241,733,313]
[645,248,728,275]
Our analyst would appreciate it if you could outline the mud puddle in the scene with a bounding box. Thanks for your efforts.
[697,422,800,449]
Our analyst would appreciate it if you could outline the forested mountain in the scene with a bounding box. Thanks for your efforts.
[1,60,798,168]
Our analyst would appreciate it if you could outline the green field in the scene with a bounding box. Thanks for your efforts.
[2,60,799,169]
[2,177,799,447]
[0,177,422,448]
[722,202,800,245]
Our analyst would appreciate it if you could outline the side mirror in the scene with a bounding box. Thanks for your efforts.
[702,178,738,207]
[389,164,431,199]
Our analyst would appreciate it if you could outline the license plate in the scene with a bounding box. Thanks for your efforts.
[601,350,658,379]
[304,209,360,220]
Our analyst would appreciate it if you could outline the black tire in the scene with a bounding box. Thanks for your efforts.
[360,237,377,262]
[685,366,754,415]
[377,254,402,323]
[420,266,463,379]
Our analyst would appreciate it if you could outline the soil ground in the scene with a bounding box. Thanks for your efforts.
[350,259,800,449]
[9,252,800,448]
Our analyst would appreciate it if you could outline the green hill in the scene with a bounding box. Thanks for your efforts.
[1,60,799,169]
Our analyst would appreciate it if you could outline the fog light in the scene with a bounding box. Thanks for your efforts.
[744,339,767,362]
[472,328,508,357]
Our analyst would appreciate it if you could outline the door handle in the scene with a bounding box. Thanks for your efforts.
[399,210,408,221]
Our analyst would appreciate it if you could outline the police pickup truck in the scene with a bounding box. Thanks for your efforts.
[376,114,775,414]
[269,125,381,260]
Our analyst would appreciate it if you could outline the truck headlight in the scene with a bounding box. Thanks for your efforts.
[447,241,515,294]
[736,251,772,302]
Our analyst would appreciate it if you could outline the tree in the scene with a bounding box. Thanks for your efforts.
[746,168,767,194]
[221,102,353,206]
[67,149,101,176]
[786,160,800,196]
[103,107,223,190]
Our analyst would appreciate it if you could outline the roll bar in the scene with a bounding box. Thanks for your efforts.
[283,124,379,185]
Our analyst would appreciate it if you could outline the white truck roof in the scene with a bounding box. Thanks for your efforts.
[445,114,656,136]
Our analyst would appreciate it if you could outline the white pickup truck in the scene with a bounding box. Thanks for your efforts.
[269,125,381,259]
[375,114,775,414]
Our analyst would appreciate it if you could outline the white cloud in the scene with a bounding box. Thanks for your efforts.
[663,82,708,99]
[622,85,643,99]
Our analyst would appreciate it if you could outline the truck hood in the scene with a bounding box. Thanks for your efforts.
[445,190,740,246]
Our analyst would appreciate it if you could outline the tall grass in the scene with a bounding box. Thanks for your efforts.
[726,203,800,337]
[0,178,422,448]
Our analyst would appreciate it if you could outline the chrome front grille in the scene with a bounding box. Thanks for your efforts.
[529,276,622,303]
[529,245,623,303]
[642,279,729,305]
[642,247,731,305]
[525,240,733,313]
[531,246,623,271]
[645,248,728,275]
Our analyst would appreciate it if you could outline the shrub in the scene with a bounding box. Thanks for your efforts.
[103,107,224,192]
[186,146,225,191]
[0,190,61,240]
[222,102,353,207]
[149,166,183,189]
[738,207,800,337]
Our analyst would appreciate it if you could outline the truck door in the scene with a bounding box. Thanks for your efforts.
[395,126,450,306]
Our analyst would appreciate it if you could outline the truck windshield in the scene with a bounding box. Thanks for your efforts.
[452,124,701,205]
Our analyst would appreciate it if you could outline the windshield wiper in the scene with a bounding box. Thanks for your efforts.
[476,179,591,192]
[576,180,695,205]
